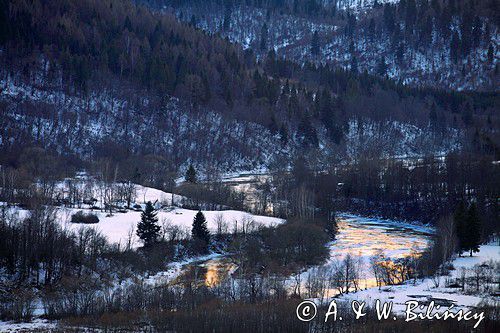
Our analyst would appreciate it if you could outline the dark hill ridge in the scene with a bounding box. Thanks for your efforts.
[0,0,498,175]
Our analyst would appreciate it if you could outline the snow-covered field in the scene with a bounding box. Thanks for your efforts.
[56,206,284,249]
[5,182,284,249]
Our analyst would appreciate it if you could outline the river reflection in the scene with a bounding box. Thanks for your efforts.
[178,214,433,293]
[304,214,433,294]
[175,258,238,287]
[202,259,238,287]
[333,215,432,258]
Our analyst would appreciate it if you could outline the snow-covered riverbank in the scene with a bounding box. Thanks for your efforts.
[336,241,499,314]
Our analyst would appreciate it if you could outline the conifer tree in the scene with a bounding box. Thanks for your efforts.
[260,23,268,50]
[223,3,231,31]
[192,211,210,252]
[137,201,160,247]
[487,44,494,63]
[450,32,461,63]
[465,203,481,256]
[311,31,320,55]
[454,201,467,256]
[0,0,9,43]
[185,164,197,183]
[396,42,405,64]
[429,103,438,127]
[279,125,288,144]
[189,14,197,27]
[376,56,388,76]
[351,55,358,73]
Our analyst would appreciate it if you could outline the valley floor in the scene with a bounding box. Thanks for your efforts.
[1,242,497,332]
[3,183,285,249]
[0,183,497,331]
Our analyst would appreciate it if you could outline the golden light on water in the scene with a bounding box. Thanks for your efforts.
[317,217,432,296]
[179,216,432,294]
[202,259,238,287]
[331,219,430,259]
[205,265,219,287]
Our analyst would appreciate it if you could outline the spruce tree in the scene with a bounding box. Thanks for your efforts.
[465,203,481,256]
[190,14,197,27]
[223,3,231,31]
[137,201,160,247]
[185,164,197,183]
[454,201,467,256]
[487,44,494,63]
[311,31,320,55]
[450,32,461,64]
[279,125,288,145]
[192,211,210,252]
[0,0,8,44]
[396,42,405,64]
[260,23,268,51]
[376,56,388,76]
[429,103,438,128]
[351,55,358,73]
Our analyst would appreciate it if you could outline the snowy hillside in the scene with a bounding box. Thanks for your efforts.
[169,0,499,91]
[0,76,286,173]
[0,75,465,173]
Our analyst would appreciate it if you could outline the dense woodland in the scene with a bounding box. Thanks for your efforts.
[1,0,498,140]
[166,0,499,90]
[0,0,497,227]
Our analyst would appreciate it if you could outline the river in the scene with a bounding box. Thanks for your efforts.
[175,213,434,293]
[301,214,434,295]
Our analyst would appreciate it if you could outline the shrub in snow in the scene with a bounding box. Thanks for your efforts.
[71,211,99,224]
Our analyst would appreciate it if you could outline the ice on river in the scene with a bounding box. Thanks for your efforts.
[300,214,434,292]
[332,214,433,259]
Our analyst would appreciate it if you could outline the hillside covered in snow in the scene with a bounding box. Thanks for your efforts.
[1,0,497,180]
[164,0,499,91]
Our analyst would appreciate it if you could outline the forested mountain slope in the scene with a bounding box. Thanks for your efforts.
[0,77,285,174]
[0,0,498,178]
[162,0,499,91]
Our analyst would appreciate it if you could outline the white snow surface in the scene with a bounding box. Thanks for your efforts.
[57,206,283,249]
[5,177,285,248]
[0,319,56,332]
[7,182,285,249]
